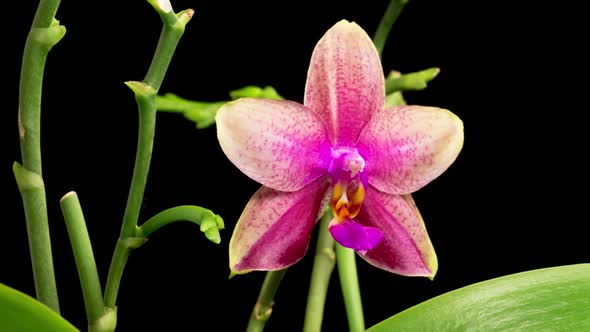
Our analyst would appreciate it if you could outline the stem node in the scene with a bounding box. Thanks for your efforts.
[13,162,44,192]
[254,301,274,320]
[322,247,336,261]
[119,236,148,249]
[124,81,156,98]
[30,23,66,49]
[89,307,117,332]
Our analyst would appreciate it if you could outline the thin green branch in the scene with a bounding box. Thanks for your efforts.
[336,244,365,332]
[246,269,288,332]
[103,0,194,314]
[303,211,336,332]
[15,0,65,312]
[60,192,110,332]
[138,205,224,244]
[385,67,440,94]
[373,0,409,58]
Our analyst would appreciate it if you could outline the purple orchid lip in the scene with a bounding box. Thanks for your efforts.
[329,218,383,254]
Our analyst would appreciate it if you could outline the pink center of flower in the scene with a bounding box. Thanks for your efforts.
[327,147,383,254]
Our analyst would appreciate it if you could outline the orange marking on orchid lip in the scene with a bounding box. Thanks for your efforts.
[331,182,349,219]
[331,177,366,220]
[347,181,364,218]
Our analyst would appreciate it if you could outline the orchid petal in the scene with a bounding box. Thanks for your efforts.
[356,186,437,277]
[358,105,463,195]
[229,178,331,274]
[304,20,384,146]
[216,98,330,192]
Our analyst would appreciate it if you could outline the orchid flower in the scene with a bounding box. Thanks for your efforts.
[216,20,463,277]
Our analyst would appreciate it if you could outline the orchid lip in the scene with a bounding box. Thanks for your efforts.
[329,218,384,253]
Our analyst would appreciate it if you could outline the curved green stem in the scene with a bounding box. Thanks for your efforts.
[103,1,193,312]
[60,192,107,331]
[373,0,409,58]
[246,269,288,332]
[15,0,65,313]
[102,81,156,309]
[303,211,336,332]
[336,244,365,332]
[139,205,224,244]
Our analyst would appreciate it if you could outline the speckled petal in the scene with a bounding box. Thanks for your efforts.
[229,178,331,274]
[356,186,438,277]
[357,105,463,195]
[216,98,330,192]
[304,20,384,146]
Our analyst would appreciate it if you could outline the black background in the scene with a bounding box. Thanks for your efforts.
[3,0,586,331]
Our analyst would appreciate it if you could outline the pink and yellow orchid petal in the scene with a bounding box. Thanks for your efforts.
[216,98,330,192]
[358,105,464,195]
[304,20,384,146]
[229,178,331,274]
[356,186,437,277]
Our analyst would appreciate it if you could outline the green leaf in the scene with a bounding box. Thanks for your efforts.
[367,264,590,332]
[384,67,440,94]
[0,283,78,331]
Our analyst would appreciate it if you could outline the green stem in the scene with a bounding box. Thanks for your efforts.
[15,0,65,313]
[139,205,224,244]
[103,2,193,312]
[303,211,336,332]
[157,93,224,113]
[102,82,155,309]
[246,269,288,332]
[336,244,365,332]
[373,0,409,58]
[60,192,110,332]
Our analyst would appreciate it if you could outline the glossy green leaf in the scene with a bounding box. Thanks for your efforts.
[368,264,590,332]
[0,283,78,331]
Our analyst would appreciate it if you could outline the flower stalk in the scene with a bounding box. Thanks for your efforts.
[303,211,336,332]
[336,244,365,332]
[373,0,409,58]
[138,205,224,244]
[103,0,193,318]
[60,192,109,332]
[15,0,65,313]
[246,269,288,332]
